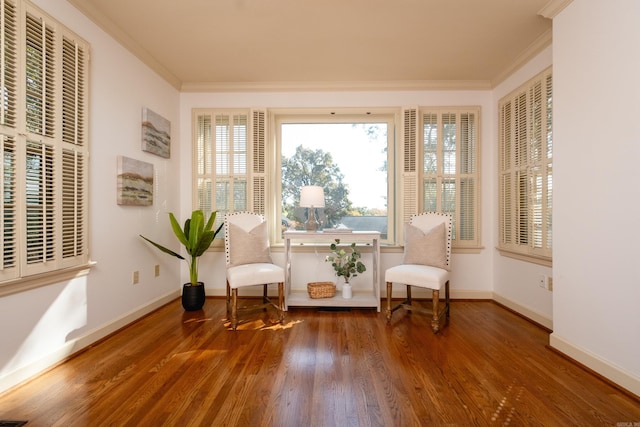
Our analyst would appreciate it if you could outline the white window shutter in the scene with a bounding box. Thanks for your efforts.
[0,0,19,281]
[0,135,18,281]
[251,109,266,214]
[25,12,55,138]
[402,108,418,225]
[23,140,56,275]
[1,0,18,129]
[498,67,552,262]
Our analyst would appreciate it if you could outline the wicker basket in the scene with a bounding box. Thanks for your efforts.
[307,282,336,299]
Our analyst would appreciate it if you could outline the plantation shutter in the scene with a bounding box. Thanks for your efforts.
[402,108,418,225]
[499,67,552,262]
[1,0,17,128]
[0,0,18,281]
[0,0,90,290]
[60,34,88,265]
[458,112,477,245]
[251,109,266,214]
[25,12,55,138]
[0,135,17,281]
[23,9,57,275]
[413,108,480,248]
[194,109,255,235]
[195,112,213,216]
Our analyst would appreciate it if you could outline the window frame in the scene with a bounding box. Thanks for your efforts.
[193,106,481,251]
[498,67,553,265]
[193,108,265,246]
[402,107,481,251]
[0,0,91,296]
[272,108,397,245]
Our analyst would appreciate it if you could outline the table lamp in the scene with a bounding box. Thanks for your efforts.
[299,185,325,232]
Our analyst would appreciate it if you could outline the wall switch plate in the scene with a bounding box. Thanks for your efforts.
[132,270,139,284]
[154,264,160,277]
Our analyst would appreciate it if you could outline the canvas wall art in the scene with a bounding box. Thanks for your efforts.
[117,156,154,206]
[141,107,171,158]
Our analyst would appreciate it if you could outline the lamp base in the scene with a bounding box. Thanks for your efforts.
[305,206,320,232]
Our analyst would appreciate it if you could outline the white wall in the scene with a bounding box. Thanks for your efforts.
[179,90,495,300]
[0,0,182,393]
[492,46,554,328]
[550,0,640,396]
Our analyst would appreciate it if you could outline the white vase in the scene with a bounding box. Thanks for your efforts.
[342,282,352,299]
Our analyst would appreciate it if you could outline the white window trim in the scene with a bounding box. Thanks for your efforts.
[270,107,397,246]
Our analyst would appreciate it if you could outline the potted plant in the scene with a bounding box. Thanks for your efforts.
[325,239,366,299]
[140,209,223,311]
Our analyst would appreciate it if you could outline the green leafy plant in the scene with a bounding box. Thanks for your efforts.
[140,210,223,285]
[325,239,366,283]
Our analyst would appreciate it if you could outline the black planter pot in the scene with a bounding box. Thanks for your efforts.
[181,283,205,311]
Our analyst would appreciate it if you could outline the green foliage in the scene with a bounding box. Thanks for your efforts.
[140,210,223,285]
[281,146,352,228]
[325,239,366,283]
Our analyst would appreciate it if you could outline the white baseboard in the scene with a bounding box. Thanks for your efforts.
[492,292,553,330]
[550,333,640,398]
[0,290,180,395]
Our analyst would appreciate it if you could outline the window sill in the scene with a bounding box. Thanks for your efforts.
[0,261,96,298]
[497,248,552,267]
[269,243,483,255]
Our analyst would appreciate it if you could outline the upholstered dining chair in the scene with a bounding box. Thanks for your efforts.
[224,211,285,330]
[385,212,452,333]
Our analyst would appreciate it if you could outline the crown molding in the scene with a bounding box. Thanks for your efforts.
[491,28,553,88]
[538,0,574,19]
[180,79,493,93]
[68,0,182,90]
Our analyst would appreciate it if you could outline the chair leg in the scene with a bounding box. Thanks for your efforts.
[263,284,268,304]
[445,280,450,318]
[226,281,231,318]
[406,285,412,306]
[431,289,440,333]
[277,282,285,323]
[386,281,393,322]
[231,288,239,331]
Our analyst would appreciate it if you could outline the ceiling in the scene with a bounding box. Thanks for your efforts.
[68,0,554,91]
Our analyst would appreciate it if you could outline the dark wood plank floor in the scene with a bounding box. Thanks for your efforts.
[0,298,638,426]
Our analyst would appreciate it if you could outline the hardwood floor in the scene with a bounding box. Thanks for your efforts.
[0,298,638,426]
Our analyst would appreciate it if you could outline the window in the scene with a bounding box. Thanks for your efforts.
[0,0,90,294]
[498,67,552,264]
[194,109,265,233]
[403,107,480,249]
[193,107,480,249]
[276,112,394,242]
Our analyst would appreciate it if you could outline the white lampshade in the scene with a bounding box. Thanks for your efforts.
[300,186,325,208]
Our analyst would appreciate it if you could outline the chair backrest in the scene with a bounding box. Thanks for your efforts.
[224,211,268,267]
[410,212,453,268]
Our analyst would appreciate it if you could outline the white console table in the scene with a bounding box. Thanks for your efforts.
[283,230,381,312]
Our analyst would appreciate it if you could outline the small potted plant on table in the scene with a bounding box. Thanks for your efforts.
[325,239,366,299]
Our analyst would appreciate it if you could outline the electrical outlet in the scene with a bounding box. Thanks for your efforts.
[538,275,552,291]
[538,275,546,289]
[132,270,139,285]
[154,264,160,277]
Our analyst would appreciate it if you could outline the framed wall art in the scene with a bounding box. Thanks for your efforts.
[141,107,171,158]
[117,156,154,206]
